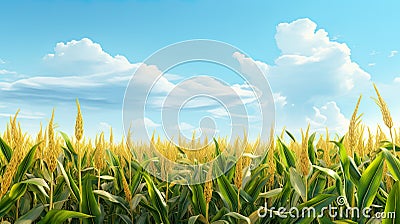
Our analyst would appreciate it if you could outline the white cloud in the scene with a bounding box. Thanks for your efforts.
[307,101,349,134]
[179,122,195,131]
[271,18,370,96]
[98,122,112,132]
[207,107,229,118]
[154,76,260,110]
[389,50,398,58]
[0,38,178,107]
[143,117,160,128]
[0,111,45,120]
[232,52,269,75]
[273,92,287,107]
[0,58,5,64]
[43,38,137,76]
[0,69,17,75]
[235,19,371,102]
[368,63,376,67]
[233,18,371,132]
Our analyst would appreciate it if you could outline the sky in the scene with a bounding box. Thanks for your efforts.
[1,0,400,142]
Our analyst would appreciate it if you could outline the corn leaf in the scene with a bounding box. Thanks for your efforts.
[0,136,12,163]
[82,174,102,224]
[37,209,91,224]
[15,204,45,224]
[15,143,39,182]
[216,174,238,212]
[382,148,400,181]
[382,181,400,224]
[290,167,306,201]
[142,172,169,224]
[189,184,207,216]
[357,152,385,212]
[277,138,296,169]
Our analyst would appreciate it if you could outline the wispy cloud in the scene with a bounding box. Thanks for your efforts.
[0,111,45,120]
[389,50,398,58]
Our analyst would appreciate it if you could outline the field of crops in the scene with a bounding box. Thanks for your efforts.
[0,84,399,224]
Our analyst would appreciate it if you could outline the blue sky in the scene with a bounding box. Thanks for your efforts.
[1,0,400,141]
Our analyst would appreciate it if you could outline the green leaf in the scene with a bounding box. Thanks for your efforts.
[247,175,269,202]
[223,212,250,224]
[190,184,207,216]
[67,169,80,202]
[0,183,28,218]
[0,136,12,163]
[37,209,91,224]
[131,194,147,210]
[348,157,361,186]
[210,207,229,223]
[20,178,49,190]
[381,141,400,152]
[290,167,306,201]
[258,188,283,199]
[188,214,208,224]
[357,152,385,211]
[308,133,317,165]
[216,174,238,212]
[334,141,350,178]
[213,138,221,157]
[312,165,346,206]
[334,141,361,186]
[308,173,327,199]
[82,175,102,224]
[93,190,131,214]
[15,143,39,182]
[15,204,45,224]
[130,171,142,194]
[142,172,170,224]
[332,220,358,224]
[285,130,297,142]
[60,132,77,155]
[57,160,77,200]
[278,137,296,169]
[382,181,400,224]
[295,194,337,224]
[382,148,400,181]
[244,164,268,192]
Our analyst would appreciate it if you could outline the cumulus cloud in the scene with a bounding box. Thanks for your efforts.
[271,18,370,99]
[43,38,136,75]
[1,19,379,137]
[0,38,177,107]
[273,92,287,107]
[233,18,372,132]
[307,101,349,133]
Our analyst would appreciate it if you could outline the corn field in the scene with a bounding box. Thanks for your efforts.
[0,84,400,224]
